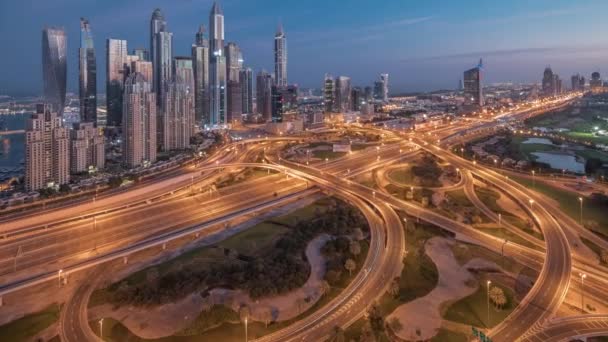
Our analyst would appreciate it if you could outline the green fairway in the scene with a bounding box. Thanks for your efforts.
[0,304,61,342]
[387,167,414,184]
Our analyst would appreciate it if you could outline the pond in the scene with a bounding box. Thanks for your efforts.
[523,138,554,145]
[530,152,585,174]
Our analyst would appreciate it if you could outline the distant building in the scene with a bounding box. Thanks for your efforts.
[25,104,70,191]
[256,70,273,121]
[133,48,149,61]
[156,30,173,106]
[463,59,483,106]
[335,76,352,112]
[271,85,298,123]
[192,25,210,126]
[274,24,287,87]
[79,18,97,124]
[571,74,582,91]
[227,80,242,124]
[542,67,556,97]
[42,27,67,116]
[554,74,562,94]
[324,74,335,113]
[106,38,127,127]
[225,42,242,83]
[590,72,603,92]
[351,87,363,111]
[161,57,194,152]
[240,68,253,115]
[380,73,389,102]
[122,73,157,168]
[70,122,105,173]
[209,2,227,126]
[130,60,153,85]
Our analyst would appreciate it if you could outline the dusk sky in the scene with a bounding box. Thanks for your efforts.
[1,0,608,96]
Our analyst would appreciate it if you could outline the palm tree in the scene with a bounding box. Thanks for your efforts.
[320,280,331,296]
[349,240,361,256]
[387,278,400,298]
[489,286,507,310]
[344,259,357,276]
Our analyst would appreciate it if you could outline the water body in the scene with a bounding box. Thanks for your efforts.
[531,152,585,174]
[523,138,554,145]
[0,113,27,169]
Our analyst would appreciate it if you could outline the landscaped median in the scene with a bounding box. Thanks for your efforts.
[86,197,371,341]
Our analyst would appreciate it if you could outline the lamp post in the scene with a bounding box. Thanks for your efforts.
[578,197,583,225]
[529,199,534,210]
[99,318,104,340]
[58,269,63,287]
[487,280,492,327]
[244,317,248,342]
[579,273,587,313]
[403,218,408,245]
[532,170,536,188]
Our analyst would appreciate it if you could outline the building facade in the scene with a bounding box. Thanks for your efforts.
[256,70,273,121]
[122,73,157,168]
[463,59,483,106]
[271,85,298,123]
[161,57,194,151]
[209,2,227,127]
[192,25,210,126]
[240,68,253,115]
[25,104,70,191]
[70,122,105,174]
[42,27,67,116]
[150,8,166,93]
[79,18,97,124]
[334,76,352,112]
[274,24,287,87]
[324,74,335,113]
[106,38,127,127]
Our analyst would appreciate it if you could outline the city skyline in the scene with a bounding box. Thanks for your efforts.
[2,0,608,96]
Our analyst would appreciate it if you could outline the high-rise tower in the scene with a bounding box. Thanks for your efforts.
[150,8,166,92]
[274,23,287,87]
[106,38,127,127]
[463,59,484,106]
[209,2,227,126]
[192,25,210,126]
[79,18,97,124]
[42,27,67,116]
[256,70,273,122]
[122,72,157,168]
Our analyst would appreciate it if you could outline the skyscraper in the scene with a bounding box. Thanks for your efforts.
[463,59,484,106]
[70,122,105,173]
[209,2,227,126]
[256,70,273,121]
[590,71,602,92]
[150,8,166,92]
[106,38,127,127]
[324,74,335,113]
[79,18,97,124]
[571,74,582,91]
[130,60,153,85]
[161,57,194,151]
[157,31,173,107]
[542,67,555,97]
[240,68,253,115]
[225,42,242,123]
[351,87,363,111]
[274,23,287,87]
[334,76,352,112]
[122,72,157,168]
[42,27,67,116]
[192,25,210,126]
[25,104,70,191]
[379,73,389,102]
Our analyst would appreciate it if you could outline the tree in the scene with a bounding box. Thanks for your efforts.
[320,280,331,297]
[260,307,272,328]
[389,317,403,333]
[296,297,307,314]
[387,278,400,298]
[489,286,507,310]
[349,240,361,257]
[353,228,365,241]
[344,259,357,276]
[601,250,608,265]
[108,176,123,188]
[329,326,345,342]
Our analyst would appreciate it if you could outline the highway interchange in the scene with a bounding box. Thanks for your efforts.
[1,93,608,341]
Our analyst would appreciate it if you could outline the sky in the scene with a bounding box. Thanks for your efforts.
[1,0,608,96]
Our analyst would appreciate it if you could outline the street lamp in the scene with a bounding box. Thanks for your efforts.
[486,280,492,327]
[532,170,536,188]
[244,317,248,342]
[578,197,584,225]
[99,318,104,340]
[403,218,408,245]
[579,273,587,313]
[529,199,535,210]
[498,213,502,226]
[58,269,63,287]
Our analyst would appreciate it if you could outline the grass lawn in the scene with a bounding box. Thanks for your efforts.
[312,150,346,160]
[431,329,470,342]
[581,237,608,267]
[566,132,608,145]
[443,282,517,329]
[218,222,288,254]
[387,167,414,185]
[446,189,474,207]
[0,304,61,341]
[509,175,608,238]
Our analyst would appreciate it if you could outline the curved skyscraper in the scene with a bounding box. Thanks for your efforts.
[274,23,287,87]
[42,27,67,116]
[79,18,97,123]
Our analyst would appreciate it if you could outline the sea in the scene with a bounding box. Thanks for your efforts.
[0,113,27,179]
